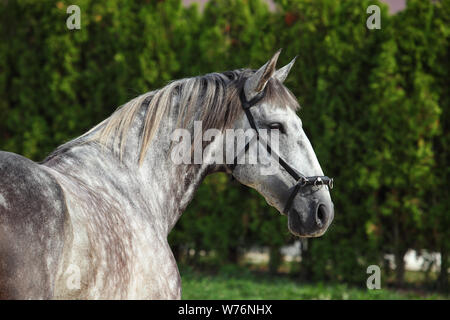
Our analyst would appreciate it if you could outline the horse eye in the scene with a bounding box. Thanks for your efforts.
[269,122,285,133]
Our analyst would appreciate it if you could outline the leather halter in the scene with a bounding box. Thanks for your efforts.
[229,88,333,214]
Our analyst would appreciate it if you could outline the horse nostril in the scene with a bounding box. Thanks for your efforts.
[316,204,327,228]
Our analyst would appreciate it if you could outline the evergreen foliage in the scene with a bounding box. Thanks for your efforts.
[0,0,447,289]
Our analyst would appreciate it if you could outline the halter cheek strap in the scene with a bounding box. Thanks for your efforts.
[229,88,333,214]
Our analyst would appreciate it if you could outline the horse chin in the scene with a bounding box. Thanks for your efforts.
[287,208,328,238]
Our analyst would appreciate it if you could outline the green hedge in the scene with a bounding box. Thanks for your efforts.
[0,0,448,289]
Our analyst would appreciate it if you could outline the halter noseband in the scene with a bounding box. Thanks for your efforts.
[229,88,333,214]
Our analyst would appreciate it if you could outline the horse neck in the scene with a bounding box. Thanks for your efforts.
[44,103,218,236]
[136,106,218,232]
[138,144,212,234]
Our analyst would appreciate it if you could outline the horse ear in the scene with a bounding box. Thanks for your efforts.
[273,56,297,83]
[244,49,281,100]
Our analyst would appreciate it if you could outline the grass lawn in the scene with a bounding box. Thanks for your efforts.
[180,266,448,300]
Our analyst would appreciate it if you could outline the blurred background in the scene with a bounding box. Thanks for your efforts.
[0,0,448,299]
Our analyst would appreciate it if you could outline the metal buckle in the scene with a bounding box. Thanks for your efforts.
[313,177,322,187]
[297,176,308,187]
[328,178,334,189]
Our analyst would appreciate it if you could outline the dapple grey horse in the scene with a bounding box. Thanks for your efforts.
[0,51,333,299]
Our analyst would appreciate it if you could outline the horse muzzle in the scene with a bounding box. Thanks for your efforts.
[287,197,334,237]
